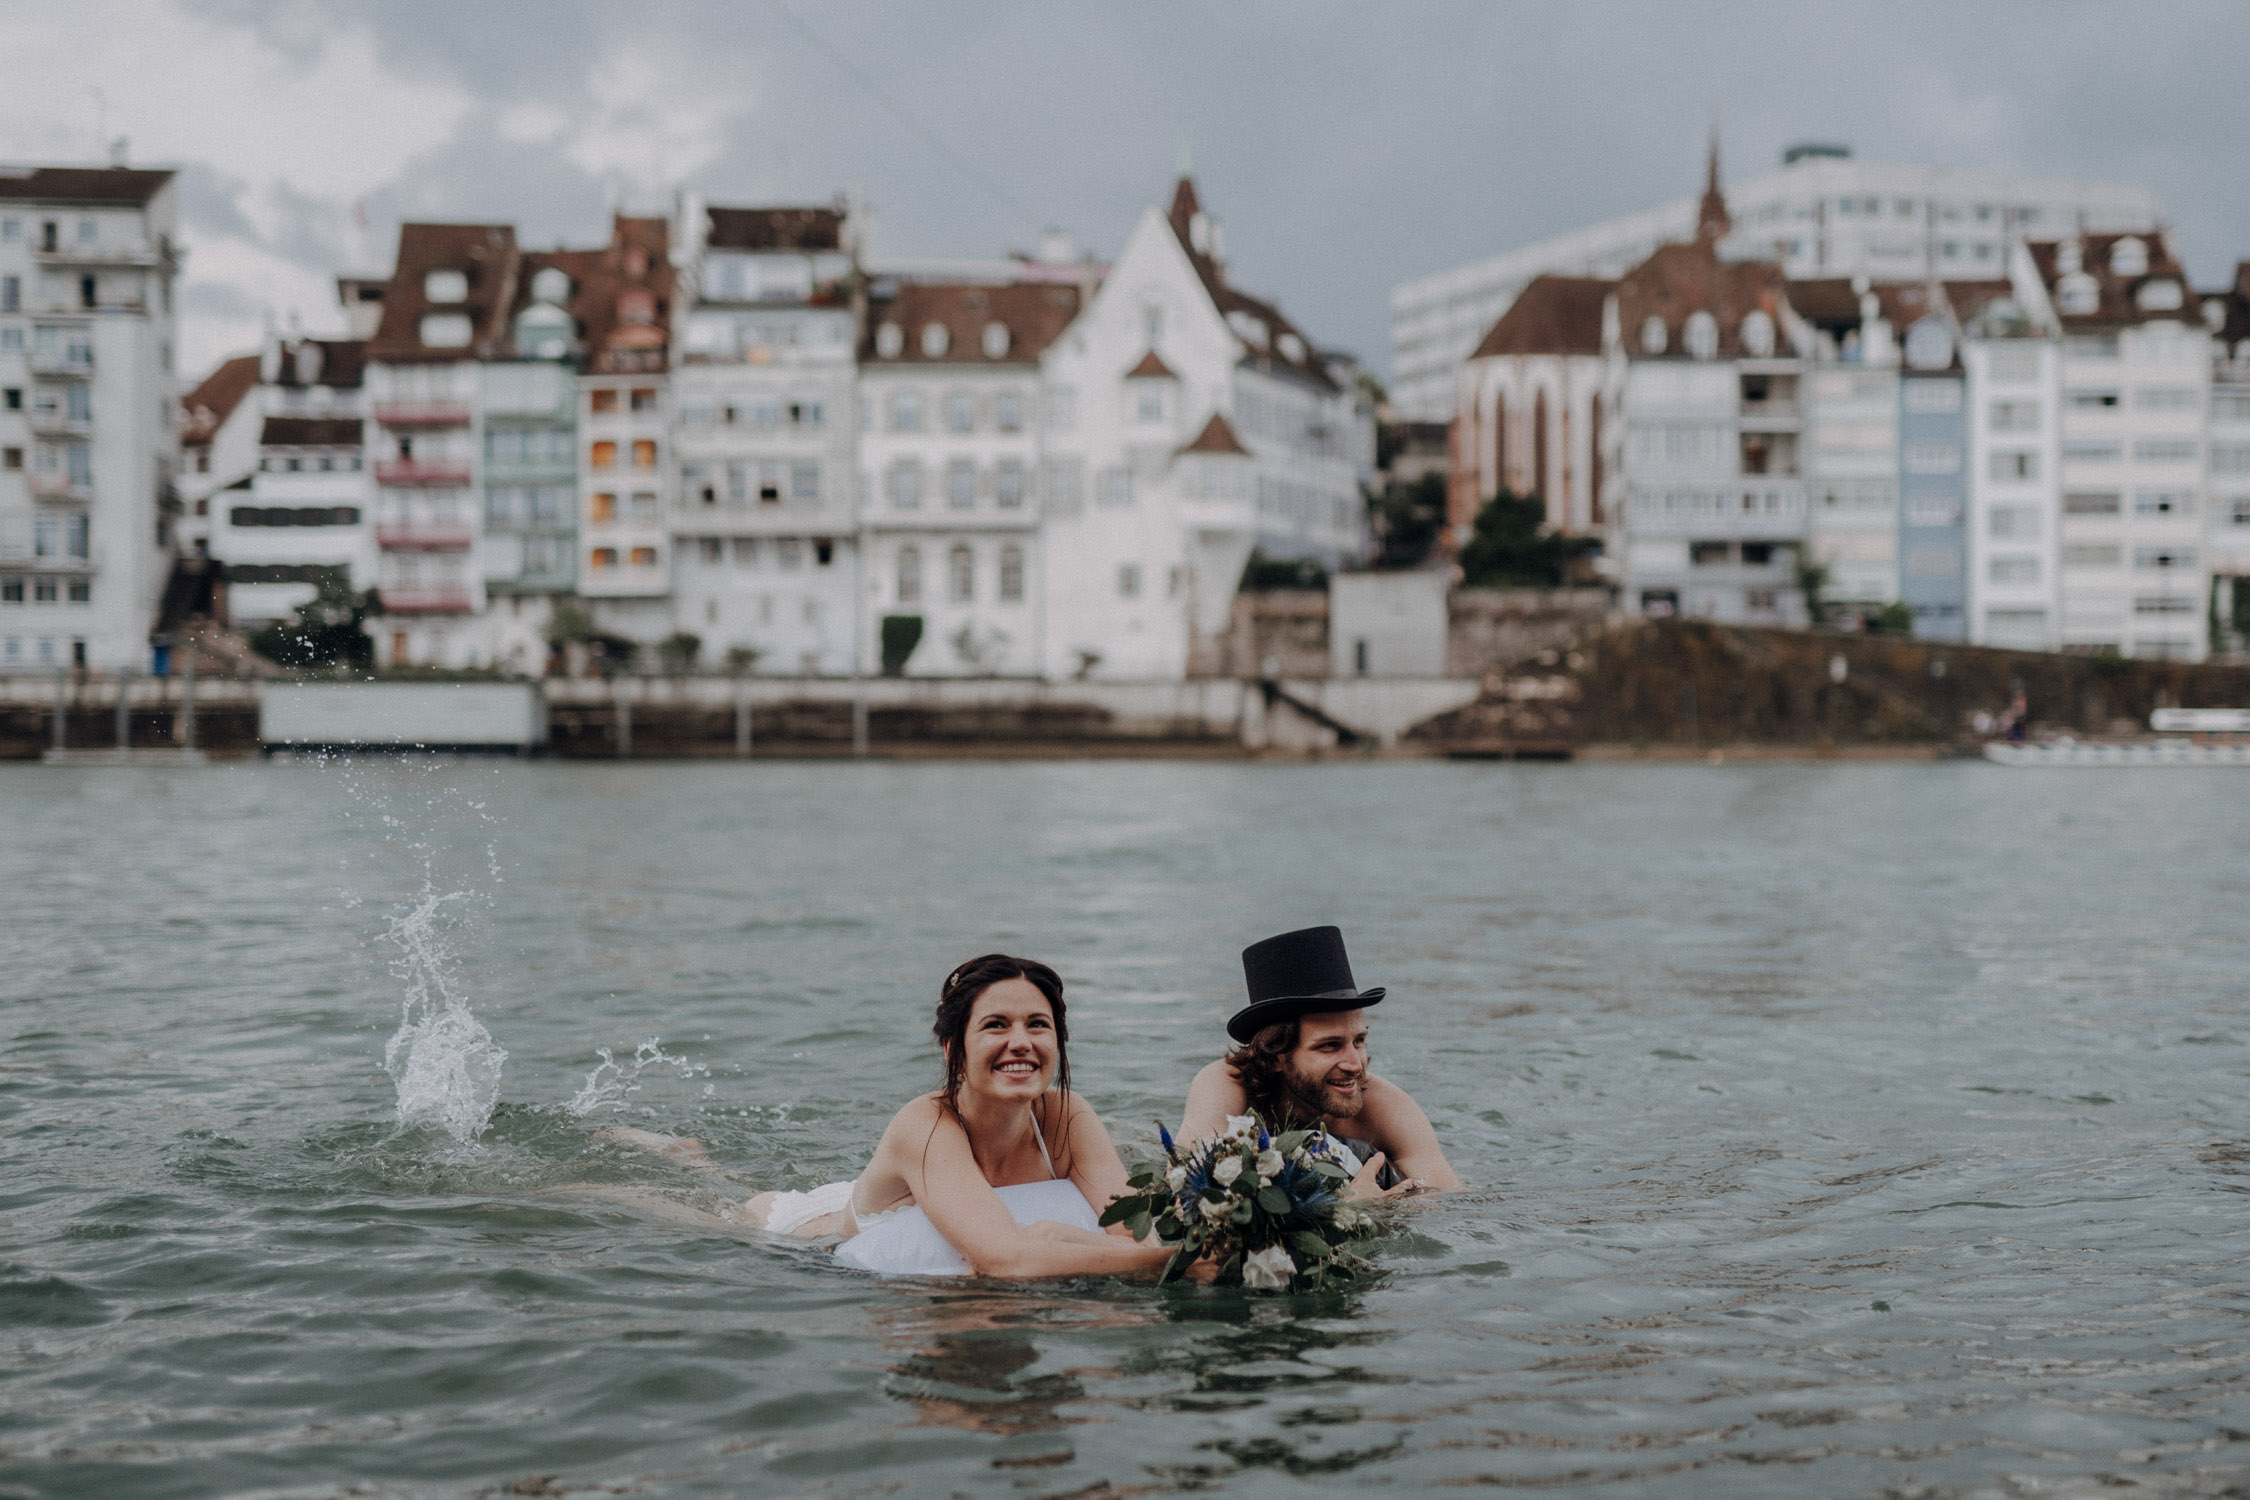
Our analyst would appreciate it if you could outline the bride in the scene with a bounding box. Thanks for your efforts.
[631,954,1193,1280]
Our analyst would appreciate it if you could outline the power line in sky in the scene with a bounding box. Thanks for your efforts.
[762,0,1043,233]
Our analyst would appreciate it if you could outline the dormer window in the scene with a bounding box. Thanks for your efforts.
[1227,310,1266,348]
[1278,332,1306,363]
[1740,309,1776,358]
[876,322,904,358]
[529,266,572,305]
[981,322,1010,358]
[419,312,472,348]
[920,322,950,357]
[2136,279,2183,312]
[424,269,468,304]
[1640,315,1668,355]
[2057,274,2100,317]
[1684,312,1718,361]
[2055,241,2083,275]
[2109,237,2148,277]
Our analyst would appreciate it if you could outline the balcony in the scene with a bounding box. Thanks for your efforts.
[27,412,91,439]
[375,458,473,487]
[376,523,474,551]
[33,242,163,268]
[376,586,476,615]
[28,474,92,501]
[29,351,93,378]
[371,400,472,428]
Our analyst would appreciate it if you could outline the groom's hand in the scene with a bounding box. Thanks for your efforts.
[1344,1152,1423,1203]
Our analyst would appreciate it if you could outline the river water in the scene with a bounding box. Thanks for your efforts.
[4,759,2248,1498]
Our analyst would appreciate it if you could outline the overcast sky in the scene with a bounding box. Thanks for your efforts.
[7,0,2249,382]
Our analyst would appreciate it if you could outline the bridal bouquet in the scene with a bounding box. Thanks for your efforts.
[1100,1113,1380,1290]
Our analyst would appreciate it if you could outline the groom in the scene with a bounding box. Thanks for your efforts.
[1179,926,1460,1198]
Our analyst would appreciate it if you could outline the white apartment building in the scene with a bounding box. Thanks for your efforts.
[363,223,518,669]
[2013,234,2211,659]
[857,278,1078,676]
[1960,290,2062,652]
[221,411,372,625]
[670,200,861,675]
[177,353,260,555]
[1393,143,2163,421]
[2208,264,2250,657]
[0,167,180,674]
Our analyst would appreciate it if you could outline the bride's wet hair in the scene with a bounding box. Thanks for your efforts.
[931,954,1074,1171]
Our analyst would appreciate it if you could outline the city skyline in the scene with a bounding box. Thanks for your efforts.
[5,0,2250,383]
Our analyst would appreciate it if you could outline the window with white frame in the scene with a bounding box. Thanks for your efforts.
[946,460,976,509]
[945,391,976,433]
[896,545,922,603]
[948,545,974,603]
[1117,562,1141,598]
[1988,450,2038,480]
[889,391,923,432]
[994,461,1025,509]
[888,461,923,510]
[1096,467,1131,508]
[999,544,1024,602]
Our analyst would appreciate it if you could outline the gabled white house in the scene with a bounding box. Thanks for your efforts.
[1034,178,1370,680]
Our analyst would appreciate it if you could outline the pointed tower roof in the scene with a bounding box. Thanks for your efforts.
[1178,411,1252,457]
[1696,132,1731,245]
[1168,176,1201,246]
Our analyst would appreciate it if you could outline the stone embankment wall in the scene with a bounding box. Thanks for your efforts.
[1409,618,2250,754]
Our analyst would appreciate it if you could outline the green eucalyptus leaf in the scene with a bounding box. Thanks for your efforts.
[1256,1185,1291,1216]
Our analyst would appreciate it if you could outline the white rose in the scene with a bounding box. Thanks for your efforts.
[1166,1165,1187,1192]
[1223,1114,1258,1141]
[1255,1149,1283,1181]
[1212,1156,1243,1187]
[1241,1244,1296,1290]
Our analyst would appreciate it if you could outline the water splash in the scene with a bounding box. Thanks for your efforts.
[566,1038,706,1117]
[381,887,507,1142]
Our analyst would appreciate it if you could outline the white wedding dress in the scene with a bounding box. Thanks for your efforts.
[760,1113,1100,1277]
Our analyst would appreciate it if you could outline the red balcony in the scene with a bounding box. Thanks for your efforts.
[377,586,476,615]
[376,523,473,550]
[375,458,473,486]
[372,400,471,428]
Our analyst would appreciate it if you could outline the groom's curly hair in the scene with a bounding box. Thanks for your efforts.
[1226,1019,1318,1130]
[930,954,1075,1174]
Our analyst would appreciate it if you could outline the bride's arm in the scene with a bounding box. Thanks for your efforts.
[903,1103,1177,1280]
[1050,1093,1149,1239]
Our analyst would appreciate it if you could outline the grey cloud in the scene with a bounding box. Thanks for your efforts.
[172,0,2250,382]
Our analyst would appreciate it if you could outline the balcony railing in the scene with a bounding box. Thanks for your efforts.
[371,400,472,428]
[27,413,92,439]
[32,243,162,268]
[376,586,476,615]
[29,351,94,378]
[374,458,473,487]
[375,523,474,551]
[28,474,92,501]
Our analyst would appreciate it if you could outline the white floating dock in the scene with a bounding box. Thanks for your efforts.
[261,682,546,753]
[1984,740,2250,767]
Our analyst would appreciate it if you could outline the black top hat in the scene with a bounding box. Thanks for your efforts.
[1228,926,1385,1042]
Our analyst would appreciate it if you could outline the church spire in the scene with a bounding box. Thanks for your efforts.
[1696,129,1731,245]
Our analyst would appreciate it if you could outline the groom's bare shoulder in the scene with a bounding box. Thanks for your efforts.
[1180,1059,1247,1137]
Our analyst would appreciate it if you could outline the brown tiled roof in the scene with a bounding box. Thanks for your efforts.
[2211,261,2250,347]
[1940,279,2016,321]
[707,205,843,251]
[180,355,260,445]
[366,223,520,362]
[260,416,362,447]
[494,217,675,373]
[1471,274,1611,359]
[1162,175,1340,392]
[1126,348,1175,379]
[1179,412,1251,456]
[1613,240,1792,360]
[270,338,366,390]
[0,167,172,204]
[2026,233,2197,330]
[1786,278,1943,336]
[861,280,1083,365]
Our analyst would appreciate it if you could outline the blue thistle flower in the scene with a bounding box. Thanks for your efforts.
[1158,1121,1176,1157]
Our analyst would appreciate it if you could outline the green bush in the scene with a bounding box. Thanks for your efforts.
[247,574,375,670]
[1456,488,1593,588]
[880,614,923,676]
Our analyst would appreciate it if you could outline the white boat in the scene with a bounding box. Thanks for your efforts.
[1984,739,2250,767]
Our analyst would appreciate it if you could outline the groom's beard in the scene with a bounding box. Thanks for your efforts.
[1285,1064,1365,1124]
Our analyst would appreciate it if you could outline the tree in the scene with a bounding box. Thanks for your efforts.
[1455,488,1594,589]
[880,614,923,676]
[1365,471,1446,570]
[1239,551,1329,591]
[247,573,376,670]
[656,631,702,674]
[1794,552,1832,628]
